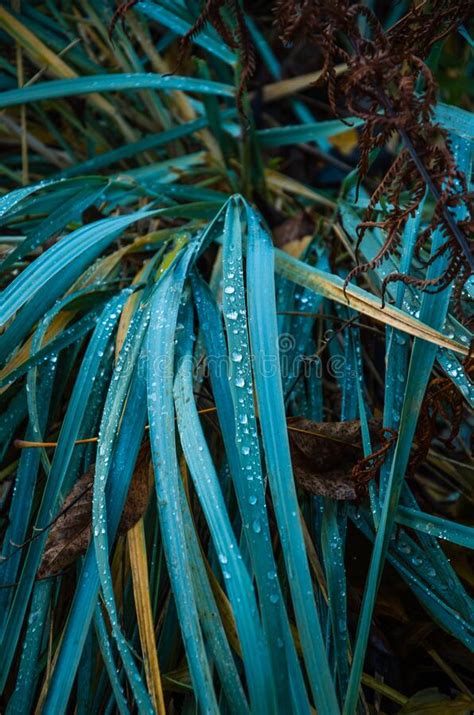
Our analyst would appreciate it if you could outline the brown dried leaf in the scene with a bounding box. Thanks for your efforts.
[38,439,152,578]
[288,417,381,500]
[37,464,94,579]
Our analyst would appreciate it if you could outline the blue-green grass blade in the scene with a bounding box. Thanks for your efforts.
[192,274,311,715]
[0,292,130,693]
[245,203,340,714]
[0,368,55,621]
[343,135,472,714]
[91,294,155,712]
[0,185,107,271]
[0,389,27,463]
[56,110,235,178]
[0,180,56,219]
[174,300,276,714]
[77,629,95,715]
[352,509,474,650]
[43,366,148,714]
[437,349,473,407]
[135,1,235,65]
[396,507,474,549]
[94,607,130,715]
[5,580,53,715]
[0,310,99,389]
[177,479,250,715]
[320,307,359,698]
[217,199,311,714]
[320,499,350,702]
[257,117,364,147]
[435,102,474,140]
[147,249,220,713]
[0,210,153,326]
[0,74,234,110]
[0,177,110,221]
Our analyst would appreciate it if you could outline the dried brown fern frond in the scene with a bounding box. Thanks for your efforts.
[178,0,255,115]
[351,427,398,499]
[109,0,139,38]
[273,0,473,316]
[410,355,473,475]
[109,0,472,310]
[179,0,234,51]
[110,0,255,114]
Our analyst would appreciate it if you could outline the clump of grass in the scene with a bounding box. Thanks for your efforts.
[0,2,472,714]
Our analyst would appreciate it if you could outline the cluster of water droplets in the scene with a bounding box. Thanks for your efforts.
[222,236,271,545]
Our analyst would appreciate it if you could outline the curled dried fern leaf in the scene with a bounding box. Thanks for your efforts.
[272,0,473,313]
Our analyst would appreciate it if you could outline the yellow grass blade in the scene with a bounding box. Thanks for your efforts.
[265,168,336,209]
[361,674,408,707]
[115,233,187,355]
[0,312,72,393]
[259,63,347,103]
[128,519,166,715]
[275,251,468,356]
